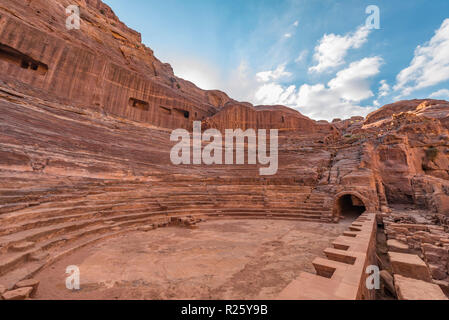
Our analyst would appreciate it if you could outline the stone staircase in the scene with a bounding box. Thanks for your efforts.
[278,212,378,300]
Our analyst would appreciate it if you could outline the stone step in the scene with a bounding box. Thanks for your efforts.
[304,200,328,204]
[211,212,322,220]
[0,203,34,215]
[0,225,139,289]
[0,207,220,255]
[0,200,331,238]
[269,206,329,211]
[0,220,100,253]
[160,201,215,207]
[323,248,357,265]
[0,208,152,237]
[0,201,162,225]
[0,250,32,277]
[0,195,42,205]
[0,199,121,217]
[0,214,166,280]
[312,257,351,278]
[220,208,270,213]
[0,260,44,290]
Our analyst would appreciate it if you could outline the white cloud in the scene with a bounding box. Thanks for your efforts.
[394,19,449,97]
[309,26,371,73]
[378,80,390,97]
[372,80,390,108]
[296,84,376,120]
[256,63,292,82]
[293,20,299,27]
[294,50,308,63]
[254,57,382,120]
[429,88,449,99]
[328,57,383,101]
[284,33,292,38]
[255,83,295,105]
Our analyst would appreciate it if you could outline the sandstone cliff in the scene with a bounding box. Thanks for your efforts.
[0,0,326,131]
[0,0,448,216]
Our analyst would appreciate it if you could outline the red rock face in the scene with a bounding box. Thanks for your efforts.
[0,0,340,132]
[362,100,449,210]
[0,0,232,129]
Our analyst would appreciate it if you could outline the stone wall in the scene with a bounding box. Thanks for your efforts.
[383,209,449,296]
[278,212,378,299]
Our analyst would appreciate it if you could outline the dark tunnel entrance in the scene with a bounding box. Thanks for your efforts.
[336,194,366,220]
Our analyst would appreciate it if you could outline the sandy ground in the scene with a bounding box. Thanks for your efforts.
[33,218,351,300]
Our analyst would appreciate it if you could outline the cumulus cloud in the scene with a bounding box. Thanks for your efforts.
[328,57,383,101]
[284,33,292,38]
[309,25,371,73]
[293,20,299,27]
[254,57,382,120]
[255,83,296,105]
[429,88,449,99]
[256,63,292,82]
[394,19,449,97]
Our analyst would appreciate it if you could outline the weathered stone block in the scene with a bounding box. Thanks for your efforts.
[14,279,40,297]
[422,243,448,257]
[0,284,6,298]
[429,264,447,280]
[433,279,449,296]
[2,287,33,300]
[394,275,447,300]
[387,239,409,253]
[424,252,444,265]
[388,252,432,282]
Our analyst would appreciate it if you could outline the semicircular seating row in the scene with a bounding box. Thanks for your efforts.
[0,177,332,290]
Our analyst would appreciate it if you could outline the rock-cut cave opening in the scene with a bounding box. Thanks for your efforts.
[336,194,366,220]
[0,43,48,75]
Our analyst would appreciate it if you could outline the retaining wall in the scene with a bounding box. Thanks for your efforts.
[278,212,378,299]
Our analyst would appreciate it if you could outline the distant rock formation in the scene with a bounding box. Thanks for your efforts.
[203,102,335,134]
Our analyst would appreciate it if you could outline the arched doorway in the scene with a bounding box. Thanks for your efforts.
[335,193,366,220]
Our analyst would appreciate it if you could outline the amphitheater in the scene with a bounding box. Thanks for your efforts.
[0,0,449,300]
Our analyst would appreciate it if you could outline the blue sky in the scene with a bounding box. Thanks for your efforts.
[103,0,449,120]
